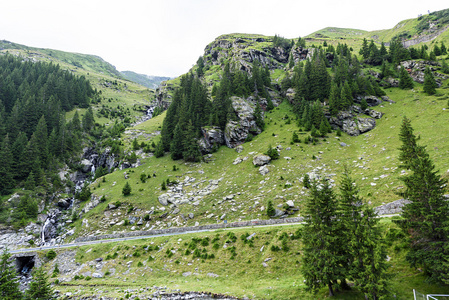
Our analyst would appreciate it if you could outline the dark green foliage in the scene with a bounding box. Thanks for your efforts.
[196,56,205,77]
[161,181,166,191]
[398,66,414,89]
[303,173,311,188]
[75,185,92,201]
[396,117,449,283]
[266,200,275,217]
[423,67,437,95]
[0,248,22,300]
[272,34,293,52]
[0,53,98,200]
[0,135,14,195]
[254,102,265,131]
[122,181,132,196]
[360,97,368,111]
[24,266,55,300]
[132,138,139,150]
[265,144,279,160]
[154,141,164,158]
[441,60,449,74]
[291,131,300,143]
[46,250,57,260]
[140,173,147,183]
[300,180,341,296]
[338,168,389,299]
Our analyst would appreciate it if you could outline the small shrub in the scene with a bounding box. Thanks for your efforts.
[137,261,143,267]
[140,173,147,183]
[46,250,57,260]
[270,245,281,252]
[267,200,275,217]
[122,182,132,196]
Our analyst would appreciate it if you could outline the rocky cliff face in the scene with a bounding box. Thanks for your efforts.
[328,97,386,136]
[400,60,448,85]
[200,96,267,152]
[203,34,307,74]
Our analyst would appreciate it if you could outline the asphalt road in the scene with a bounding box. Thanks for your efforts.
[10,214,400,254]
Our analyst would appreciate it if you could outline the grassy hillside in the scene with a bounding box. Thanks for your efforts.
[0,40,156,126]
[38,220,449,299]
[121,71,171,89]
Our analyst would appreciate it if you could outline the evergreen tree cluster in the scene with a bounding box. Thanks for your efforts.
[0,249,55,300]
[159,59,272,161]
[0,55,97,198]
[301,170,389,299]
[360,38,447,66]
[396,117,449,284]
[288,44,385,132]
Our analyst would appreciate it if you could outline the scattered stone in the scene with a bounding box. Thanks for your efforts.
[235,145,244,153]
[233,157,243,165]
[286,200,294,207]
[253,154,271,166]
[108,203,117,210]
[259,165,269,176]
[246,233,256,240]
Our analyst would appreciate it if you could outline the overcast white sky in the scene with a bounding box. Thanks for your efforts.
[0,0,448,77]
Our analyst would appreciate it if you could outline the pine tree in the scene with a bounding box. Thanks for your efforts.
[0,248,23,300]
[441,59,449,74]
[398,66,414,89]
[301,179,342,296]
[396,117,449,283]
[328,81,340,116]
[154,141,164,158]
[340,81,353,109]
[82,106,95,132]
[423,67,437,95]
[122,181,132,196]
[360,38,369,59]
[182,120,201,162]
[339,168,389,299]
[170,123,184,160]
[441,41,447,55]
[266,200,275,217]
[196,56,205,78]
[254,102,265,131]
[71,111,81,132]
[0,135,14,195]
[24,266,55,300]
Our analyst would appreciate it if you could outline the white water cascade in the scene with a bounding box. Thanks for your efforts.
[41,218,51,245]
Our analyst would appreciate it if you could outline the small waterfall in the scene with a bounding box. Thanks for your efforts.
[147,106,155,119]
[41,218,51,244]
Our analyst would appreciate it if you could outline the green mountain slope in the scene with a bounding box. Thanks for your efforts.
[121,71,171,89]
[2,8,449,299]
[0,40,123,78]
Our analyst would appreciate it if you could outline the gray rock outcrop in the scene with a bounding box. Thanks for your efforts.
[224,96,263,148]
[328,107,377,136]
[253,154,271,166]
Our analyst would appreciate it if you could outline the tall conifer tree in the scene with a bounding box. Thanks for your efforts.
[397,117,449,283]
